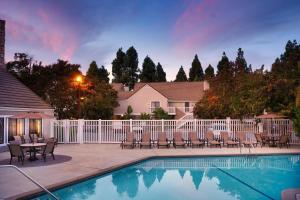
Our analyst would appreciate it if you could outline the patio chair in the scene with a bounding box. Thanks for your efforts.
[157,132,169,148]
[220,131,238,147]
[205,131,221,148]
[13,136,23,144]
[254,133,269,147]
[140,132,152,149]
[45,137,58,146]
[29,133,39,143]
[40,141,55,162]
[236,132,257,147]
[188,132,204,148]
[173,132,186,148]
[7,143,25,165]
[121,132,135,149]
[276,134,290,148]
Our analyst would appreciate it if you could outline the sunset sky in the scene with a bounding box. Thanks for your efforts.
[1,0,300,80]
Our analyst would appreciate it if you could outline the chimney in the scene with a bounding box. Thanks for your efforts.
[0,20,5,66]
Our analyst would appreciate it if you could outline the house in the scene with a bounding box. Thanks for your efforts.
[0,20,54,150]
[112,81,209,119]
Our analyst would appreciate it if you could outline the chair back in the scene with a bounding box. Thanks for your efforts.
[205,131,214,141]
[220,131,229,142]
[8,144,23,157]
[279,134,289,143]
[13,136,22,144]
[142,132,151,142]
[126,132,134,142]
[236,132,246,141]
[173,132,182,142]
[188,132,198,141]
[254,133,262,143]
[158,132,167,142]
[44,141,55,154]
[29,133,38,143]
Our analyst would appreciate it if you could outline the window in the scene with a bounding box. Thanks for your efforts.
[150,101,160,113]
[29,119,42,136]
[8,118,25,137]
[185,102,190,112]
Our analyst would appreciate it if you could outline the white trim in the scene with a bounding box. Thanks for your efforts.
[167,100,197,103]
[0,107,54,113]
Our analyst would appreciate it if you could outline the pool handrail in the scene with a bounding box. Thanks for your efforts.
[0,165,59,200]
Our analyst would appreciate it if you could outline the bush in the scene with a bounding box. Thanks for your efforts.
[140,112,150,119]
[292,106,300,137]
[122,105,133,119]
[153,107,171,119]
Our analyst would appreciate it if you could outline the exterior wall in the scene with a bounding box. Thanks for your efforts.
[0,20,4,66]
[114,85,168,115]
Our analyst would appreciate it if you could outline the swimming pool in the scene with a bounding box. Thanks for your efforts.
[34,155,300,200]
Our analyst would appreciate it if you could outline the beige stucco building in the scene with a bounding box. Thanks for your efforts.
[113,81,209,119]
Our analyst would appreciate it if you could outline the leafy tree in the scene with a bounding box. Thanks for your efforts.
[175,66,187,82]
[124,46,139,89]
[189,54,204,81]
[234,48,249,74]
[122,105,133,119]
[292,106,300,137]
[204,64,214,79]
[155,62,166,82]
[153,107,170,119]
[86,61,109,83]
[140,56,156,82]
[112,48,125,83]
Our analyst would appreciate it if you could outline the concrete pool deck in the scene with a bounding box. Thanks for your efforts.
[0,144,300,199]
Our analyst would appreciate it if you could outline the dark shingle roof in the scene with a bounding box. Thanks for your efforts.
[0,66,52,109]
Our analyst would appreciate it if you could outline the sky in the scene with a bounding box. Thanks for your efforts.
[1,0,300,81]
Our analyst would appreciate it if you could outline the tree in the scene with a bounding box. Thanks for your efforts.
[234,48,249,74]
[140,56,156,82]
[112,48,125,83]
[189,54,204,81]
[153,107,170,119]
[204,64,214,79]
[86,61,109,83]
[155,62,166,82]
[175,66,187,82]
[292,106,300,137]
[122,105,133,119]
[124,46,139,89]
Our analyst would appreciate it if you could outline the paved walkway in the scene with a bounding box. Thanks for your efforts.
[0,144,300,199]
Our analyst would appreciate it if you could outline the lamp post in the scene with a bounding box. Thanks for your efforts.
[75,75,83,119]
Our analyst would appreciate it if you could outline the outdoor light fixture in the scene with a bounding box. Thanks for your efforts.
[75,75,82,83]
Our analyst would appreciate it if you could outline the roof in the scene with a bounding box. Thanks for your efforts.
[112,81,208,101]
[0,66,52,109]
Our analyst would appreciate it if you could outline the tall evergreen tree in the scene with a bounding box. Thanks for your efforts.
[124,46,139,89]
[234,48,249,74]
[189,54,204,81]
[155,62,166,82]
[217,52,233,77]
[175,66,187,82]
[86,61,109,83]
[140,56,156,82]
[112,48,125,83]
[204,64,214,79]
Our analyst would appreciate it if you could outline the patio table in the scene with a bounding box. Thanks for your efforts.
[21,143,46,161]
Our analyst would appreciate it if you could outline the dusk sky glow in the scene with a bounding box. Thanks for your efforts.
[1,0,300,80]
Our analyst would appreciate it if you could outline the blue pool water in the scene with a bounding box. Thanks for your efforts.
[34,155,300,200]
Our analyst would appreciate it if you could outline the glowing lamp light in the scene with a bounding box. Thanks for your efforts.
[75,75,82,83]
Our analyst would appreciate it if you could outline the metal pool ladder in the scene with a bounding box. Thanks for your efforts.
[0,165,59,200]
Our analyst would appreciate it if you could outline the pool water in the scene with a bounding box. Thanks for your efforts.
[34,155,300,200]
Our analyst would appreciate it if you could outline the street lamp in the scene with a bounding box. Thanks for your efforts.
[74,75,83,119]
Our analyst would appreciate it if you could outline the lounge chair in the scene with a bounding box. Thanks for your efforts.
[173,132,186,148]
[236,132,257,147]
[254,133,269,147]
[205,131,221,148]
[7,143,25,165]
[140,132,152,149]
[188,132,204,148]
[40,141,55,162]
[121,132,135,149]
[220,131,238,147]
[276,134,291,148]
[157,132,169,148]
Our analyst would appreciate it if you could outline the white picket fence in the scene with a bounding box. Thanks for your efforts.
[50,119,300,144]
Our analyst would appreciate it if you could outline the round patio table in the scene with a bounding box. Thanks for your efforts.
[21,143,46,161]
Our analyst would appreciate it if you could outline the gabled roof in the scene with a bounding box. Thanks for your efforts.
[112,81,208,101]
[0,66,52,109]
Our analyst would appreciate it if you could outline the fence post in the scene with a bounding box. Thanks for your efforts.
[194,119,197,131]
[226,117,231,133]
[50,119,54,138]
[130,119,133,132]
[78,119,84,144]
[98,119,102,143]
[162,119,164,132]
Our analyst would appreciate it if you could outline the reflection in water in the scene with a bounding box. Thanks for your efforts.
[190,170,204,190]
[178,169,187,179]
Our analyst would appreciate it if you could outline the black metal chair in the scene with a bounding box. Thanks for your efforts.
[41,141,56,162]
[7,143,25,165]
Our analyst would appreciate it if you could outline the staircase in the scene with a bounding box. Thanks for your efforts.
[176,113,194,129]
